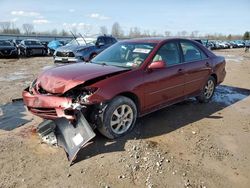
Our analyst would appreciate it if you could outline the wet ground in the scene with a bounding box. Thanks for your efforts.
[0,49,250,188]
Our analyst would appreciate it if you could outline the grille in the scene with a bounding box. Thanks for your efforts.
[31,49,43,54]
[56,51,75,57]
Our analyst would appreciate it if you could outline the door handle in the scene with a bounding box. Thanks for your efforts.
[205,62,210,67]
[178,68,183,73]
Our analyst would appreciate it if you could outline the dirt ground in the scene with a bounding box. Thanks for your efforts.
[0,49,250,188]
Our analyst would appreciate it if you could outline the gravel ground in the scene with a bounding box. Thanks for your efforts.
[0,49,250,188]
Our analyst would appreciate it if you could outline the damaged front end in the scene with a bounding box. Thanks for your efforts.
[23,80,106,163]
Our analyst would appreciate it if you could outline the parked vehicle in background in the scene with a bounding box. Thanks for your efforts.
[234,40,244,48]
[47,40,63,55]
[11,39,22,47]
[228,41,238,48]
[0,40,19,58]
[53,35,117,63]
[207,41,216,50]
[245,41,250,52]
[19,39,48,57]
[41,41,49,52]
[23,38,226,139]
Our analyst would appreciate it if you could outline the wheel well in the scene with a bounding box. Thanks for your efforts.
[90,53,97,58]
[117,92,140,115]
[211,73,217,84]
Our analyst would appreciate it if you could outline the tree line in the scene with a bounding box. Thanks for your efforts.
[0,21,249,40]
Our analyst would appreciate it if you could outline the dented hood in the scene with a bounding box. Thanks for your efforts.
[37,63,126,94]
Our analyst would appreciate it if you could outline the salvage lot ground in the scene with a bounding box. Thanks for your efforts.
[0,49,250,188]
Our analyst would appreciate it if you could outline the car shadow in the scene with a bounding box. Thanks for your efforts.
[0,100,33,131]
[73,85,250,164]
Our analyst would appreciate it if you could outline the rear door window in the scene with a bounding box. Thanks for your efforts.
[180,41,207,62]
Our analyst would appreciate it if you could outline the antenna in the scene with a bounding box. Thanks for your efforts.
[70,31,80,45]
[78,33,87,45]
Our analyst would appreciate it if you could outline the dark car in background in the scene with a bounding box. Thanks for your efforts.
[53,35,117,63]
[0,40,18,58]
[19,39,48,57]
[11,39,22,47]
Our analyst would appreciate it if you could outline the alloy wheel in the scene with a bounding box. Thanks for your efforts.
[204,80,215,99]
[110,104,134,134]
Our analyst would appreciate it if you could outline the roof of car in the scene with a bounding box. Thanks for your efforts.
[122,37,201,44]
[23,39,40,41]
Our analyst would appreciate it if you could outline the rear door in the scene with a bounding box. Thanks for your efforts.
[180,41,212,97]
[144,41,185,111]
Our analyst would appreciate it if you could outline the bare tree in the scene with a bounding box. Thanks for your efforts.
[190,30,199,38]
[164,31,171,37]
[22,23,34,35]
[181,30,188,37]
[51,29,58,35]
[100,26,108,35]
[129,27,141,38]
[111,22,123,38]
[142,30,150,37]
[0,22,11,33]
[60,29,69,36]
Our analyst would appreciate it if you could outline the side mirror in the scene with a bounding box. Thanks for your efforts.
[148,60,166,70]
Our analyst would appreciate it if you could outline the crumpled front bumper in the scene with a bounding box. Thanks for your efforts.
[37,112,96,163]
[22,88,74,120]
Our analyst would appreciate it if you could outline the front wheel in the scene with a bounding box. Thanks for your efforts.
[196,76,216,103]
[98,96,137,139]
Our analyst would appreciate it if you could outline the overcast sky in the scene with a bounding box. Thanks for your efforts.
[0,0,249,35]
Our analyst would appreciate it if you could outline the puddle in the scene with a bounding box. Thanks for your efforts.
[213,85,250,105]
[0,101,33,131]
[0,72,31,81]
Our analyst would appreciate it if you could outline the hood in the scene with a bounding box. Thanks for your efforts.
[57,44,93,52]
[37,63,127,94]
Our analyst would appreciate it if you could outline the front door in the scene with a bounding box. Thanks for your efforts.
[144,41,185,111]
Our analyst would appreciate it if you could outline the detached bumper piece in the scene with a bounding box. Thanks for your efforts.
[37,112,96,163]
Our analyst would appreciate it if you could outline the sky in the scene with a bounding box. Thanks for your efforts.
[0,0,249,36]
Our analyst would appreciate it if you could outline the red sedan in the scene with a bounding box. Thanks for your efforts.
[23,38,226,139]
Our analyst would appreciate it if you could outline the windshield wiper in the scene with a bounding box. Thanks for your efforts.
[90,61,107,66]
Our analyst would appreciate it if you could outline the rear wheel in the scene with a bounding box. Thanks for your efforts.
[98,96,137,139]
[196,76,216,103]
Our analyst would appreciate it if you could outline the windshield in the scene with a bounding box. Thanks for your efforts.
[24,40,41,45]
[67,38,97,46]
[0,41,13,46]
[91,42,156,68]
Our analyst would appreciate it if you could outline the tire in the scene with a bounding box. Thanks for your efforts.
[25,50,31,57]
[196,76,216,103]
[98,96,137,139]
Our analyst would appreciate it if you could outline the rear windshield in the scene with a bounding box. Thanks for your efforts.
[24,41,41,45]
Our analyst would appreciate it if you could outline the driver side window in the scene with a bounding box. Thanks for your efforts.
[153,42,181,66]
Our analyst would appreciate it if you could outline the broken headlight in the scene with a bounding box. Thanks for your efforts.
[64,86,98,104]
[78,87,98,104]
